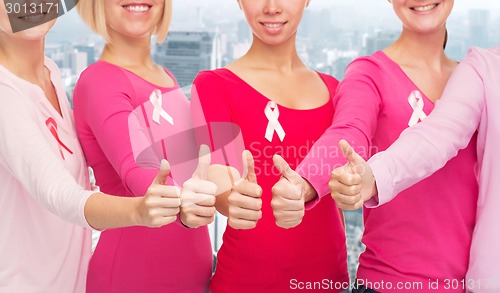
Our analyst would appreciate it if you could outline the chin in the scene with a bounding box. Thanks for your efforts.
[20,27,52,39]
[6,20,55,40]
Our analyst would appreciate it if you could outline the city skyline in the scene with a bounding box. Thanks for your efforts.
[48,1,500,43]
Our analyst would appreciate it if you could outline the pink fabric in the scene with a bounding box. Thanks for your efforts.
[73,61,212,293]
[298,51,478,292]
[193,69,349,293]
[0,58,93,293]
[369,46,500,292]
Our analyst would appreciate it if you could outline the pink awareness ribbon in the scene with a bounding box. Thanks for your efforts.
[45,117,73,160]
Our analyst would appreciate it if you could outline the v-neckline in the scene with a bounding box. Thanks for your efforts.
[377,51,436,105]
[98,60,178,90]
[219,68,334,112]
[0,58,69,127]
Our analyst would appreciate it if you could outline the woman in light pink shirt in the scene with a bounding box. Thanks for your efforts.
[0,2,213,292]
[331,46,500,293]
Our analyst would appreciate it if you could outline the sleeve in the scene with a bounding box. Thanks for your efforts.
[0,85,94,228]
[367,52,485,207]
[192,71,243,172]
[73,66,158,196]
[297,59,383,208]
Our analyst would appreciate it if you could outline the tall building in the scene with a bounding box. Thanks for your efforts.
[468,9,490,49]
[69,50,88,75]
[333,56,355,81]
[445,39,467,62]
[74,44,96,66]
[154,31,216,88]
[364,31,399,55]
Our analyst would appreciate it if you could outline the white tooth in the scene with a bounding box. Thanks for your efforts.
[126,5,149,12]
[265,23,282,28]
[23,14,43,20]
[414,4,437,12]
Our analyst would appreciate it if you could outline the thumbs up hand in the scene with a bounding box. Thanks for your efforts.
[138,159,181,227]
[180,145,218,228]
[271,155,307,229]
[227,150,263,230]
[329,140,376,210]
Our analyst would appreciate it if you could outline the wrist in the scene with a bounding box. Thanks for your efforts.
[302,179,318,203]
[130,197,144,227]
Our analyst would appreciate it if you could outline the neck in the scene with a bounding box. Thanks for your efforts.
[245,34,304,73]
[387,27,449,69]
[0,34,46,84]
[100,32,155,69]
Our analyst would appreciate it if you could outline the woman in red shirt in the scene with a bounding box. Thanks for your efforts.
[193,0,349,292]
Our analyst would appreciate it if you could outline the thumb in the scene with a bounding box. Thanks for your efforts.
[339,140,365,168]
[273,154,302,185]
[241,150,257,184]
[154,159,171,185]
[193,144,211,180]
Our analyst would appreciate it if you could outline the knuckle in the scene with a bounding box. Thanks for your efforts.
[348,185,358,195]
[167,216,177,224]
[208,196,217,206]
[271,184,282,196]
[182,179,195,189]
[227,194,236,205]
[346,176,356,186]
[328,179,336,190]
[208,206,216,216]
[256,198,263,210]
[228,219,239,229]
[146,186,156,195]
[148,209,157,218]
[228,206,237,217]
[270,199,280,210]
[349,196,359,205]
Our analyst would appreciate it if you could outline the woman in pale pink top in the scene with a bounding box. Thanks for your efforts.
[74,0,217,292]
[0,1,211,292]
[331,46,500,293]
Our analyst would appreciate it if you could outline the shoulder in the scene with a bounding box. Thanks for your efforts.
[0,67,31,106]
[317,72,338,85]
[0,83,35,119]
[194,69,234,85]
[75,62,134,94]
[78,61,132,85]
[316,72,339,93]
[192,69,237,98]
[340,52,393,89]
[461,46,500,71]
[346,52,387,76]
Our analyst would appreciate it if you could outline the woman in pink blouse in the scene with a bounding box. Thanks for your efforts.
[0,1,197,292]
[74,0,216,292]
[331,46,500,293]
